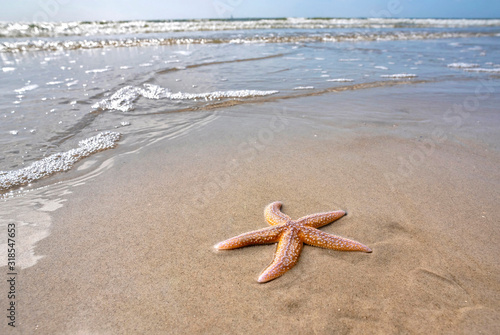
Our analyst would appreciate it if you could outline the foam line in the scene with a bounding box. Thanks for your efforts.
[0,132,121,191]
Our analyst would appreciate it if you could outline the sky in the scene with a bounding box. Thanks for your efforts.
[0,0,499,22]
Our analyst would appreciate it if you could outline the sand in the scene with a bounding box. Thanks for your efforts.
[1,81,499,334]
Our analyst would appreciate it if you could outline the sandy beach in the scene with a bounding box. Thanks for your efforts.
[1,79,499,334]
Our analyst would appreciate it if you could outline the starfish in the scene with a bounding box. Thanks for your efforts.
[215,201,372,283]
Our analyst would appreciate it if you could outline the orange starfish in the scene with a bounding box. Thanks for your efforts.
[215,201,372,283]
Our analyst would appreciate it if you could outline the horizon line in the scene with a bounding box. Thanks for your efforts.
[1,16,500,23]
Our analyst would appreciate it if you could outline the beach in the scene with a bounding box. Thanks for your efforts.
[1,80,499,334]
[1,18,500,334]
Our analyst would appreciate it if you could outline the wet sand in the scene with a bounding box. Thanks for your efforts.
[2,82,500,334]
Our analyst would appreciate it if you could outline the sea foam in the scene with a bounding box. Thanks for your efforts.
[92,84,279,112]
[0,132,121,191]
[447,63,480,68]
[463,68,500,73]
[380,73,418,79]
[1,31,497,53]
[326,78,354,82]
[14,84,39,93]
[2,19,499,38]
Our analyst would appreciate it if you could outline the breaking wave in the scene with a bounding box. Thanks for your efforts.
[1,31,498,53]
[1,18,500,38]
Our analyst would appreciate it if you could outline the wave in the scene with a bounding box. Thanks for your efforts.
[140,79,435,114]
[2,31,497,53]
[14,84,39,93]
[447,62,480,68]
[293,86,315,90]
[380,73,418,79]
[0,132,121,192]
[1,18,500,38]
[463,68,500,73]
[91,84,279,112]
[446,63,500,73]
[327,78,354,82]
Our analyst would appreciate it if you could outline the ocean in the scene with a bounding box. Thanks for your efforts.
[1,17,499,194]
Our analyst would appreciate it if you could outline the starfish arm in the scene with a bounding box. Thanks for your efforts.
[264,201,291,226]
[299,226,372,252]
[297,210,346,228]
[258,230,303,283]
[214,226,283,250]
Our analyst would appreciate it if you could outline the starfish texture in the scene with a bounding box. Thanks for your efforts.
[215,201,372,283]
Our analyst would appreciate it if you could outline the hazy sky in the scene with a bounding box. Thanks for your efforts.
[1,0,499,22]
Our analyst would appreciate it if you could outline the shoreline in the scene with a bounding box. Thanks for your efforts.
[2,75,497,196]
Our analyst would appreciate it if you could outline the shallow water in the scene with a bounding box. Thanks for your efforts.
[1,18,499,193]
